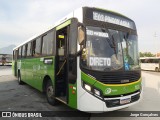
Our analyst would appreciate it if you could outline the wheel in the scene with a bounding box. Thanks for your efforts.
[46,80,57,106]
[155,68,159,72]
[18,71,24,85]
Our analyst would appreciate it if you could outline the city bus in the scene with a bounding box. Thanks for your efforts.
[13,7,142,112]
[140,57,160,72]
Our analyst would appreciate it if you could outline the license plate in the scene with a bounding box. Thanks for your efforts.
[120,98,131,105]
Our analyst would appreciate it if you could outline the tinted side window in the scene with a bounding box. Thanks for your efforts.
[144,59,149,63]
[22,46,26,58]
[32,38,41,57]
[42,31,54,55]
[140,59,144,63]
[18,47,21,59]
[153,59,159,63]
[27,42,32,57]
[148,59,152,63]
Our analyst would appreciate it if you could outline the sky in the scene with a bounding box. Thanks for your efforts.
[0,0,160,53]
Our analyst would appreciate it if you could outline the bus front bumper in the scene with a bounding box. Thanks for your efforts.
[78,90,142,113]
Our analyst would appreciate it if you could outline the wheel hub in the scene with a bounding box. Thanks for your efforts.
[47,86,53,97]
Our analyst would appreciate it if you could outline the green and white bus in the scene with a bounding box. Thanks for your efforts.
[13,7,142,112]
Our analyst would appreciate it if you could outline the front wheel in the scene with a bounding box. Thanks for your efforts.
[46,80,57,106]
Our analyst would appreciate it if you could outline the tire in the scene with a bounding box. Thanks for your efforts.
[18,71,24,85]
[155,68,159,72]
[46,80,57,106]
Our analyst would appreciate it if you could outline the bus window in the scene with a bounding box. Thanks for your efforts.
[57,34,65,56]
[144,59,148,63]
[42,31,54,55]
[32,38,41,57]
[27,42,32,57]
[18,47,21,59]
[22,45,26,58]
[140,59,144,63]
[153,59,159,63]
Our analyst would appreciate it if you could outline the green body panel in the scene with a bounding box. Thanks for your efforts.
[81,72,97,85]
[81,72,141,96]
[19,56,77,108]
[19,56,55,92]
[68,83,77,109]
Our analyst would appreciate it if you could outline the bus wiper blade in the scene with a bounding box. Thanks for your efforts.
[101,28,115,48]
[106,38,115,48]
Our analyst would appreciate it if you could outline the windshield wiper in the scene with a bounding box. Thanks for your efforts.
[101,28,115,48]
[102,28,118,58]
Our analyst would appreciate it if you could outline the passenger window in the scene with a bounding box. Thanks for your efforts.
[32,38,41,57]
[27,42,32,57]
[18,47,21,59]
[42,31,54,55]
[22,46,26,58]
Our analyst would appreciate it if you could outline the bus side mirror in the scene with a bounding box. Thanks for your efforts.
[78,24,86,45]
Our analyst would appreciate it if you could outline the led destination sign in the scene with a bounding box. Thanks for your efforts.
[84,8,136,30]
[93,12,131,28]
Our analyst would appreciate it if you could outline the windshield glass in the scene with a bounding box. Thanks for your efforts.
[120,32,140,70]
[81,26,123,71]
[81,26,140,71]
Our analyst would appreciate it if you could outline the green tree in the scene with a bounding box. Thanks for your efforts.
[139,52,156,57]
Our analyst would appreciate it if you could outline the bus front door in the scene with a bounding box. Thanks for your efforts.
[55,26,69,103]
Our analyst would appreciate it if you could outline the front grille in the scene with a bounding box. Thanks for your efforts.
[99,72,140,84]
[105,93,140,108]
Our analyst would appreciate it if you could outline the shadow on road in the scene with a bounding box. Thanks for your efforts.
[0,75,91,120]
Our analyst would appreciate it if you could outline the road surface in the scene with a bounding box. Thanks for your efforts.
[0,66,160,120]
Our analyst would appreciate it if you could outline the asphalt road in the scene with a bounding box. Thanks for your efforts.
[0,66,160,120]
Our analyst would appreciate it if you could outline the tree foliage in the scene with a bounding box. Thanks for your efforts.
[139,52,156,57]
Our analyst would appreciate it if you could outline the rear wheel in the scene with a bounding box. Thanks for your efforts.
[46,80,57,106]
[155,67,159,72]
[18,71,24,85]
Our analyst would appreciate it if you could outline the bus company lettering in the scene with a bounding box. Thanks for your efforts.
[93,12,130,28]
[89,57,111,66]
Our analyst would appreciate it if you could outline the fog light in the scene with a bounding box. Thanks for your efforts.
[94,89,100,96]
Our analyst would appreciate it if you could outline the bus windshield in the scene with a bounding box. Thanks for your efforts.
[81,26,140,71]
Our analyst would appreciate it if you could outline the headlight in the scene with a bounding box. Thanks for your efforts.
[82,81,102,98]
[84,84,91,92]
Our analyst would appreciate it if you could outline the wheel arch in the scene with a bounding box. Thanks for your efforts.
[42,75,53,93]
